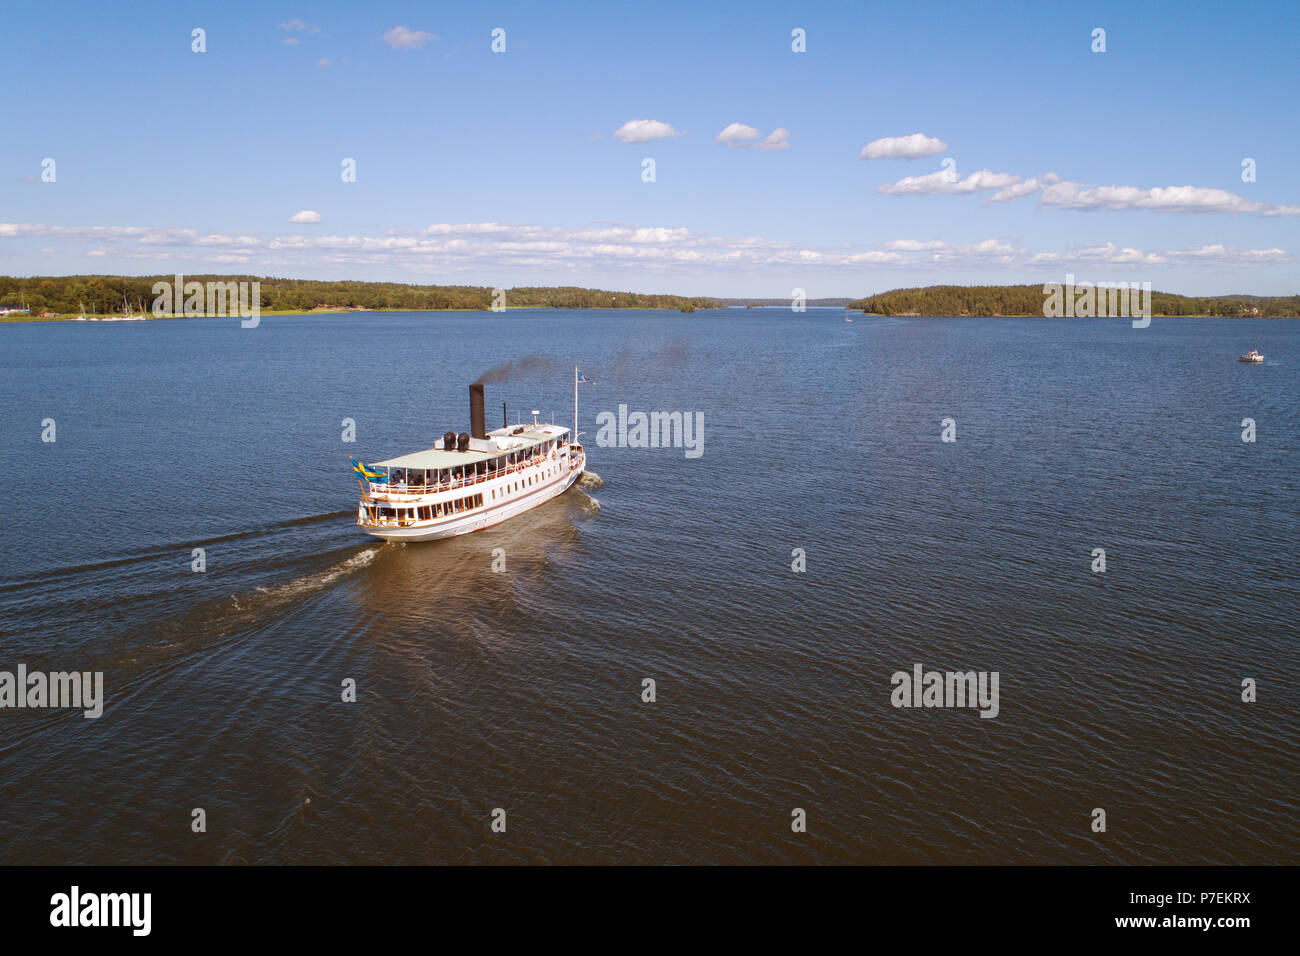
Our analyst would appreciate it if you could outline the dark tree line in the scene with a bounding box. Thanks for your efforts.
[0,275,721,316]
[849,284,1300,318]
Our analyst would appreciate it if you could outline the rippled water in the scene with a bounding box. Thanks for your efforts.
[1,309,1296,864]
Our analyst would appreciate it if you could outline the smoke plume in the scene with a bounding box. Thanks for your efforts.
[473,355,565,386]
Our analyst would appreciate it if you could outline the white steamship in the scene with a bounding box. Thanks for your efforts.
[353,368,587,541]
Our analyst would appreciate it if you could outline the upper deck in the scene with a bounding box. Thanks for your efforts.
[373,422,570,473]
[362,422,578,500]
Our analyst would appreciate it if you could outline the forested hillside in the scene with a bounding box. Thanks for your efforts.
[0,275,720,316]
[849,285,1300,317]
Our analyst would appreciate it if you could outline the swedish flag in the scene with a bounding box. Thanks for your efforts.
[351,458,388,491]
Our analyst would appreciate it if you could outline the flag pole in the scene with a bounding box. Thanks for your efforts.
[573,363,579,447]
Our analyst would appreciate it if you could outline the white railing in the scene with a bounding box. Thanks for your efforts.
[365,450,569,497]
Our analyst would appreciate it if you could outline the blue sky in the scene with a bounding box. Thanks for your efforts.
[2,0,1298,296]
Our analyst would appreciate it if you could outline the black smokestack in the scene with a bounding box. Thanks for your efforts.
[469,383,486,440]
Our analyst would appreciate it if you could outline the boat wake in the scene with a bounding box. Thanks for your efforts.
[576,470,604,489]
[123,544,385,664]
[246,545,382,604]
[0,510,355,593]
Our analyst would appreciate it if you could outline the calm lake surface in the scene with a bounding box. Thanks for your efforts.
[1,308,1296,864]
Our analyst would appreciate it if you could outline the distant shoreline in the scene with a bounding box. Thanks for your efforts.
[2,276,1296,321]
[0,304,732,323]
[5,308,1297,324]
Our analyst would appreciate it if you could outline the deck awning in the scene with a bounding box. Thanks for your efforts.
[372,447,486,470]
[373,428,559,471]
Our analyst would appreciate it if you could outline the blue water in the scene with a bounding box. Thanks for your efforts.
[0,309,1296,863]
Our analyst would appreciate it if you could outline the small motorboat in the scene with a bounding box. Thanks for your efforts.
[1239,349,1264,363]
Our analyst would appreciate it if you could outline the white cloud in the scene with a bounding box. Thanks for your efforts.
[878,166,1298,216]
[859,133,948,160]
[988,179,1043,202]
[317,58,348,67]
[715,124,789,151]
[2,220,1289,276]
[283,37,299,45]
[882,239,947,251]
[715,123,760,145]
[290,210,321,224]
[1027,241,1290,268]
[877,168,1022,195]
[382,26,436,49]
[1040,181,1300,216]
[614,119,685,143]
[279,19,320,34]
[846,250,907,264]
